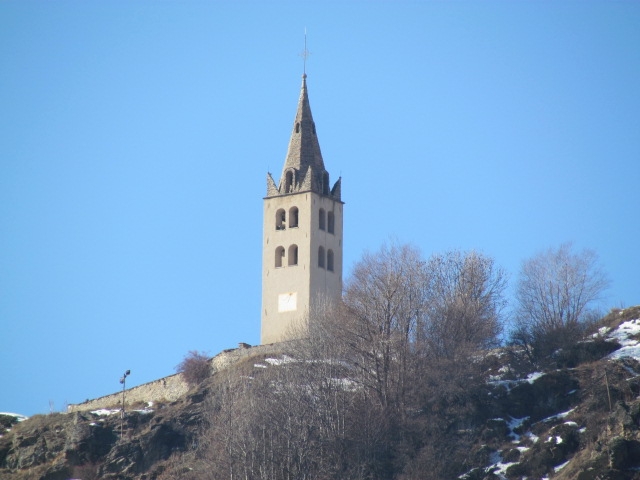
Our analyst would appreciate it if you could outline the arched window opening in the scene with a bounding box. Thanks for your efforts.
[289,207,299,228]
[275,246,285,268]
[288,245,298,266]
[318,246,325,268]
[322,172,330,195]
[319,208,326,230]
[312,122,316,135]
[327,249,334,272]
[276,209,286,230]
[285,170,294,193]
[327,211,335,234]
[295,122,300,133]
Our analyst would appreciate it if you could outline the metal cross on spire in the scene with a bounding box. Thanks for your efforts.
[300,28,311,75]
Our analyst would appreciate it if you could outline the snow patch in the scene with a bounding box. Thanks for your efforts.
[334,377,359,391]
[134,408,153,415]
[609,344,640,361]
[507,416,528,441]
[265,356,295,366]
[485,451,516,478]
[554,459,570,472]
[0,412,28,422]
[526,371,544,383]
[91,409,120,416]
[609,319,640,344]
[607,319,640,361]
[91,406,151,416]
[543,408,575,423]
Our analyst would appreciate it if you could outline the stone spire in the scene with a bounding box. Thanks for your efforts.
[282,74,325,174]
[267,75,340,199]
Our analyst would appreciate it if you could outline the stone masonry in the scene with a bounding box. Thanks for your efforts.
[67,343,281,413]
[261,74,343,345]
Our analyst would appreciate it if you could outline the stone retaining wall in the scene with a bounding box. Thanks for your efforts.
[210,342,281,372]
[67,343,283,413]
[67,372,189,413]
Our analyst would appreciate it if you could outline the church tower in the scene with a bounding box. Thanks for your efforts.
[261,74,343,344]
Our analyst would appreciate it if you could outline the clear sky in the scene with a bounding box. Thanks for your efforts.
[1,1,638,416]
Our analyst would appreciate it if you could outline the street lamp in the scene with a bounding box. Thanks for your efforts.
[119,369,131,438]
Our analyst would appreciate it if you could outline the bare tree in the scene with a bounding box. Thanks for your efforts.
[196,243,509,480]
[338,244,507,410]
[337,244,508,477]
[341,243,428,413]
[287,301,386,479]
[423,250,507,359]
[512,242,609,362]
[203,371,261,480]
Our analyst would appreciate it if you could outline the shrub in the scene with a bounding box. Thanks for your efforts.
[555,336,621,368]
[176,350,211,387]
[0,414,19,431]
[511,243,609,365]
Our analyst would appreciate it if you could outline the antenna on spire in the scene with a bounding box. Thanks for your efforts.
[300,28,311,75]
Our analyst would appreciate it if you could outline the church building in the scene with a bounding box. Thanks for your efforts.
[261,74,343,344]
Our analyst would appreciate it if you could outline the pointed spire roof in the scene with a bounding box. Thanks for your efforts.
[280,74,325,175]
[266,74,341,200]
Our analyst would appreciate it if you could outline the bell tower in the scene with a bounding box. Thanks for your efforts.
[261,74,343,344]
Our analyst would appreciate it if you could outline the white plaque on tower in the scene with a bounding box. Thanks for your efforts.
[278,292,297,312]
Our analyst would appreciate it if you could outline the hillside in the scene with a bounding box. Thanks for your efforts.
[2,307,640,480]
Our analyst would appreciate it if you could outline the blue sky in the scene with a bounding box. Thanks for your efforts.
[1,1,638,416]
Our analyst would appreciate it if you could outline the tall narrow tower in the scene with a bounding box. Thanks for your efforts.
[261,74,343,344]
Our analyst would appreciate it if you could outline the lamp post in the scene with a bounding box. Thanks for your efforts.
[119,369,130,438]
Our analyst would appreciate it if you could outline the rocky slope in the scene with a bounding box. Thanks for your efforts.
[2,307,640,480]
[0,388,207,480]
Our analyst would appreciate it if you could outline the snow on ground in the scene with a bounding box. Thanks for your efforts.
[487,371,545,392]
[255,355,296,369]
[0,412,28,422]
[90,405,153,417]
[333,377,359,391]
[608,319,640,344]
[526,371,545,383]
[0,413,29,437]
[553,459,571,473]
[475,315,640,479]
[487,451,516,479]
[265,355,295,366]
[91,409,121,416]
[607,318,640,361]
[507,416,528,441]
[608,343,640,361]
[543,408,575,422]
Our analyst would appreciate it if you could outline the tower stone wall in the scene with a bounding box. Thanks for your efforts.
[261,75,343,345]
